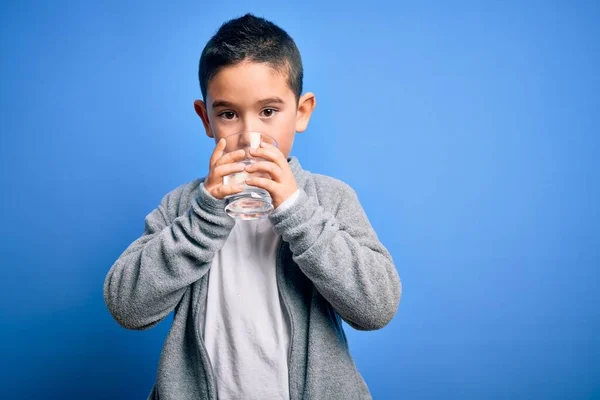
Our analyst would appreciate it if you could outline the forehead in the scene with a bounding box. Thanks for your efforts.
[207,61,294,106]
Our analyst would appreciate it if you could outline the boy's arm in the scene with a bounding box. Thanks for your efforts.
[103,183,234,330]
[270,184,401,331]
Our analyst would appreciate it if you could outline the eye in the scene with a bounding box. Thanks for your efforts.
[218,111,237,120]
[261,108,277,118]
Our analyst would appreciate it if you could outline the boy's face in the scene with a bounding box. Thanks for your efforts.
[194,61,315,160]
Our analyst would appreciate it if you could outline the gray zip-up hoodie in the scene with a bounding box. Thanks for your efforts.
[104,156,402,399]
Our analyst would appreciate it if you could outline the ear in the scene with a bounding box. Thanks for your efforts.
[194,99,214,138]
[295,92,316,133]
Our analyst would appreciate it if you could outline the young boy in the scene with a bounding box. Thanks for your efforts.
[104,13,401,400]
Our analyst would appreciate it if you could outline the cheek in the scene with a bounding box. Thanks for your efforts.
[211,118,241,137]
[280,110,297,129]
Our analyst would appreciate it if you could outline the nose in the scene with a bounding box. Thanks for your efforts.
[235,132,262,151]
[240,120,259,134]
[240,111,268,134]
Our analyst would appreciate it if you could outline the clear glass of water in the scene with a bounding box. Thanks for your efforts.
[222,131,278,220]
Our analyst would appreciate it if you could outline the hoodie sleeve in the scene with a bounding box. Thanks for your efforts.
[103,182,235,330]
[269,184,401,331]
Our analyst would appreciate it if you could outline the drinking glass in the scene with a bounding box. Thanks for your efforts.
[221,131,278,220]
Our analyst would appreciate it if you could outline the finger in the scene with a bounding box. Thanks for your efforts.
[215,183,246,199]
[249,144,287,169]
[244,161,283,182]
[213,162,247,180]
[215,148,247,167]
[209,138,227,169]
[245,176,278,193]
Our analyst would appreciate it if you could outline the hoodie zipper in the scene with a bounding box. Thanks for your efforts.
[276,239,295,400]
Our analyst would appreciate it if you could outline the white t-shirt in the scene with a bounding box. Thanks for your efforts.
[201,191,299,399]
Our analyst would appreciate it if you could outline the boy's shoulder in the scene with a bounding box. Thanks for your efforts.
[155,178,204,220]
[309,172,355,195]
[308,173,363,215]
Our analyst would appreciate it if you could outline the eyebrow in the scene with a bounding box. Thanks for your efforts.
[211,97,286,109]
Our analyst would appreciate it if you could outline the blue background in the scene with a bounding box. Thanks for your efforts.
[1,1,598,399]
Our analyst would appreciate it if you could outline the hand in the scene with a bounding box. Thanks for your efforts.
[244,142,298,209]
[204,138,248,200]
